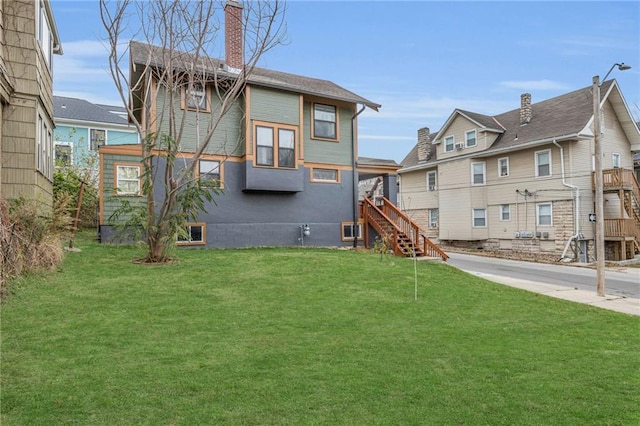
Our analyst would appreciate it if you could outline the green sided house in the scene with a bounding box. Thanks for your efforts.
[399,81,640,262]
[99,1,446,256]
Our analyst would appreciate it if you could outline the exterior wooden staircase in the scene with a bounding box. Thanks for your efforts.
[599,168,640,259]
[361,197,448,261]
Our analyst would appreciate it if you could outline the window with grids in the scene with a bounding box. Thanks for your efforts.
[55,143,73,166]
[313,103,337,140]
[612,153,621,169]
[255,124,296,169]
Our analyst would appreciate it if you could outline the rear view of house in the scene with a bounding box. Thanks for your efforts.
[400,81,640,262]
[98,1,403,249]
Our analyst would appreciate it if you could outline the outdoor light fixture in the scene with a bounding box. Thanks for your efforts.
[298,224,311,245]
[592,61,631,296]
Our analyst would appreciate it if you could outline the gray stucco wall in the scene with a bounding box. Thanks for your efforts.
[101,159,362,248]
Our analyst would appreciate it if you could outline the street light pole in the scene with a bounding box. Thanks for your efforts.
[592,62,631,297]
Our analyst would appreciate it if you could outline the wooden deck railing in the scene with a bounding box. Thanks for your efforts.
[604,218,640,240]
[361,197,448,261]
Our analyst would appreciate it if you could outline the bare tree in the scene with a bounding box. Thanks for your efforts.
[99,0,287,262]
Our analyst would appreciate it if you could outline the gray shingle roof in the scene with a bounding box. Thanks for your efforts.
[401,81,616,169]
[129,41,380,111]
[54,96,129,126]
[357,157,401,168]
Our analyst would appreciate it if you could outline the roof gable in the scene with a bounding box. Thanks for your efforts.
[401,79,640,170]
[129,41,380,111]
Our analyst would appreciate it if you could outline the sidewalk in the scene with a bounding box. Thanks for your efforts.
[468,271,640,316]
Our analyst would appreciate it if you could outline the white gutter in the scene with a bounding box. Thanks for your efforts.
[553,139,582,261]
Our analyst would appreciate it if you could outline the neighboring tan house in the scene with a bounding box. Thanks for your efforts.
[0,0,62,205]
[399,81,640,262]
[53,96,139,167]
[98,2,426,254]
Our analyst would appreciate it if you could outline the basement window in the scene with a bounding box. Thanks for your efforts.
[341,222,362,241]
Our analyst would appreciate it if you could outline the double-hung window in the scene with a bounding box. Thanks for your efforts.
[498,157,509,177]
[427,171,437,191]
[313,104,337,140]
[500,204,510,221]
[535,149,551,177]
[444,136,455,152]
[255,122,297,169]
[537,203,552,226]
[471,162,486,185]
[115,164,141,195]
[428,209,439,228]
[465,130,477,147]
[473,208,487,227]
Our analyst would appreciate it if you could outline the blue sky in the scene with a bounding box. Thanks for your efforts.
[51,1,640,163]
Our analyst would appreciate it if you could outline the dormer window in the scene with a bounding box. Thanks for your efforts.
[465,130,477,147]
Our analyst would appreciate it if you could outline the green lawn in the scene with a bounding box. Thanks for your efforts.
[2,238,639,425]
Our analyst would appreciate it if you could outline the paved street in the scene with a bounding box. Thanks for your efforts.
[444,252,640,316]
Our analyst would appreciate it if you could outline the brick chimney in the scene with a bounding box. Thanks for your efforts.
[225,1,244,70]
[417,127,431,162]
[520,93,532,125]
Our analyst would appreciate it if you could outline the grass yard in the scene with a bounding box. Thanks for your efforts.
[2,237,639,425]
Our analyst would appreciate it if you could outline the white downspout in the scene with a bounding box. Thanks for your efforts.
[553,140,581,261]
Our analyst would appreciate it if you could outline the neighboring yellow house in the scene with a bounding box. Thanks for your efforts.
[399,81,640,262]
[0,0,62,206]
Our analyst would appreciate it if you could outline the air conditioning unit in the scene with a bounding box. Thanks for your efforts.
[455,143,464,150]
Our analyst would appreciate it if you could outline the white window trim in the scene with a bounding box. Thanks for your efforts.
[500,204,511,221]
[444,135,455,152]
[535,149,552,178]
[177,223,206,245]
[471,162,486,186]
[428,209,439,229]
[426,171,437,191]
[612,153,621,169]
[536,203,553,226]
[472,208,487,228]
[90,128,107,151]
[498,157,509,177]
[465,129,477,147]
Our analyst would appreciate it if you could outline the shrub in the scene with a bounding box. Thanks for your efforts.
[0,197,69,300]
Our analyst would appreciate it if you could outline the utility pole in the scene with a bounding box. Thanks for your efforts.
[592,75,605,296]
